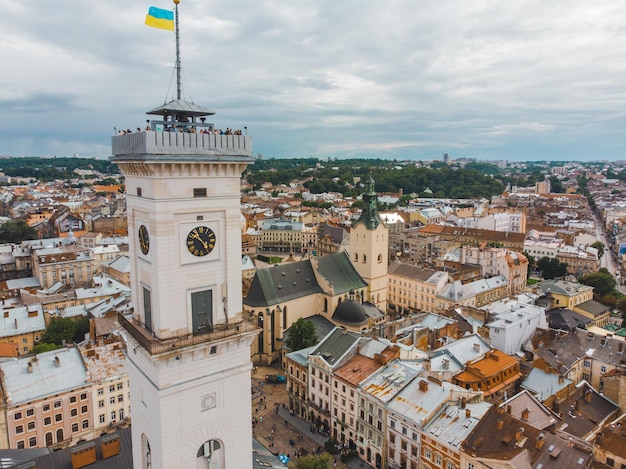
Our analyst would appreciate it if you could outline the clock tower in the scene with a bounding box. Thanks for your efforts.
[112,95,256,469]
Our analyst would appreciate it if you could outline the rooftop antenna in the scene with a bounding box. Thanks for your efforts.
[174,0,182,100]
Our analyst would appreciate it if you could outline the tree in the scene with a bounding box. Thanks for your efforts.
[32,342,61,354]
[41,316,90,346]
[590,241,605,259]
[285,318,318,351]
[523,251,535,277]
[0,220,37,244]
[579,268,616,297]
[537,257,568,280]
[288,453,332,469]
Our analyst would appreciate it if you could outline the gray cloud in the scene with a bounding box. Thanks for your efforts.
[0,0,624,160]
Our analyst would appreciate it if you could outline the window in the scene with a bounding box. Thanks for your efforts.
[69,396,77,404]
[111,411,116,421]
[117,383,124,390]
[99,414,105,424]
[98,400,105,408]
[28,437,37,447]
[82,420,89,429]
[109,385,115,393]
[53,401,61,409]
[26,408,34,417]
[436,454,442,465]
[72,423,79,433]
[110,397,116,405]
[71,409,78,417]
[80,393,87,401]
[44,417,51,426]
[137,187,142,197]
[425,448,431,460]
[98,387,104,396]
[191,289,213,332]
[15,425,24,435]
[14,412,22,421]
[17,441,24,449]
[81,405,88,414]
[119,409,124,420]
[26,421,35,431]
[117,395,124,403]
[601,366,607,373]
[55,414,62,422]
[193,188,207,197]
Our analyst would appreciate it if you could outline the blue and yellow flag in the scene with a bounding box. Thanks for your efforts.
[145,6,174,31]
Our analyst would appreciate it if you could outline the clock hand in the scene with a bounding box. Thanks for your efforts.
[191,232,209,250]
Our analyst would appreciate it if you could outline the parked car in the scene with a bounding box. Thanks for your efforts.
[265,374,286,384]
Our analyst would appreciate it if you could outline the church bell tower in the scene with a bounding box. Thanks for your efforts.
[349,176,388,312]
[112,3,256,468]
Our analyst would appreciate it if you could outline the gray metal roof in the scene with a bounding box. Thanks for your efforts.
[244,252,367,307]
[310,327,361,367]
[25,427,132,469]
[316,252,367,295]
[520,368,573,402]
[0,304,45,338]
[1,347,87,405]
[147,98,215,117]
[244,259,322,307]
[5,277,40,290]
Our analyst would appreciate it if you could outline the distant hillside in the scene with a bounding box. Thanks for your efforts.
[0,156,120,182]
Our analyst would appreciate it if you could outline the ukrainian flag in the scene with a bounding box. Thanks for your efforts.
[145,7,174,31]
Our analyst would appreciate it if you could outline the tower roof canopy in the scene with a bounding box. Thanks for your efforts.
[147,98,215,120]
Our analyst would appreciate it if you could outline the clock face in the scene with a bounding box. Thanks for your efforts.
[186,226,216,257]
[138,225,150,255]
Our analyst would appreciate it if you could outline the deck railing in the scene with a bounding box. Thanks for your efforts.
[118,312,258,355]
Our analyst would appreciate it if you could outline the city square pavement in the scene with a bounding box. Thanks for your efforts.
[252,366,374,468]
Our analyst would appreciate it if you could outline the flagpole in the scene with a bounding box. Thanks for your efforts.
[174,0,181,100]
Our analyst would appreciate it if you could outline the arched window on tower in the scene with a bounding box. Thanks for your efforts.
[363,254,367,263]
[354,253,358,262]
[377,253,382,263]
[323,298,328,312]
[197,439,224,469]
[142,434,151,469]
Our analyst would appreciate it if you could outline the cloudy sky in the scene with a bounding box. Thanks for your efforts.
[1,1,625,162]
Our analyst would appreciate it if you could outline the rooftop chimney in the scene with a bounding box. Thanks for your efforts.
[497,419,504,430]
[54,356,60,368]
[27,362,33,373]
[465,408,471,418]
[535,433,545,450]
[515,427,525,443]
[473,343,480,352]
[418,380,428,392]
[100,433,120,459]
[521,408,530,421]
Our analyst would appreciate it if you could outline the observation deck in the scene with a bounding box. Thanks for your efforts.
[112,130,253,160]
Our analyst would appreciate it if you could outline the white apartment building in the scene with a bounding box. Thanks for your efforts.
[482,295,547,355]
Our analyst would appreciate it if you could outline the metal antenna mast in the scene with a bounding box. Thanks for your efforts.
[174,0,182,100]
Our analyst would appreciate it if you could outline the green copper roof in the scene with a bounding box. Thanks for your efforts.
[353,176,382,230]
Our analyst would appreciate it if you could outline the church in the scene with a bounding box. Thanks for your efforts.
[244,177,390,365]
